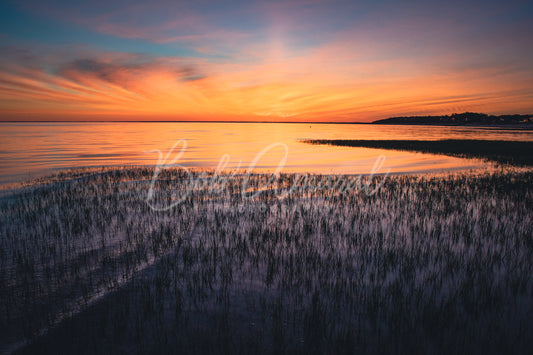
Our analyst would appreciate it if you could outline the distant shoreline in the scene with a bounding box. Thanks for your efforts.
[372,122,533,129]
[373,112,533,128]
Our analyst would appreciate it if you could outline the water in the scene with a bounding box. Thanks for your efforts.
[1,122,532,184]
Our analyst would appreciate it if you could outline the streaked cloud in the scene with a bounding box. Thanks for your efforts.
[0,0,532,121]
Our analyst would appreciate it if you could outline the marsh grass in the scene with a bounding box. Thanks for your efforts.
[0,167,532,354]
[303,139,533,166]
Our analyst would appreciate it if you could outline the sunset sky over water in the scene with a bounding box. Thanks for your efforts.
[1,0,532,122]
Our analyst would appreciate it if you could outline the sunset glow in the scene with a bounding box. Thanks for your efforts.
[1,0,532,122]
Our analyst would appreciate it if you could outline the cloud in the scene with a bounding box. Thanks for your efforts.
[0,45,217,118]
[1,0,533,125]
[10,0,252,56]
[60,57,206,86]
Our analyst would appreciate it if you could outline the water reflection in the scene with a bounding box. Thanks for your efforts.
[1,122,532,184]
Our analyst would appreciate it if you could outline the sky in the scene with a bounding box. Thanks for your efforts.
[0,0,532,122]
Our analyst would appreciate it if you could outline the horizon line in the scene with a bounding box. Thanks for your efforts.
[0,120,373,124]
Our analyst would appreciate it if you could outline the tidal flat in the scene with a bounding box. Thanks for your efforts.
[1,167,532,354]
[303,139,533,167]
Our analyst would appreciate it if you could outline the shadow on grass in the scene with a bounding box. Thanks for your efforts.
[303,139,533,166]
[4,168,533,354]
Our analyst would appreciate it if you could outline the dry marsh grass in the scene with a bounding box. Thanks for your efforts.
[0,167,532,354]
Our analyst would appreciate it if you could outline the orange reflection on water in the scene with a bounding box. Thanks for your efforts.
[1,122,532,183]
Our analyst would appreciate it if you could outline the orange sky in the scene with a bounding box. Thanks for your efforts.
[1,0,532,122]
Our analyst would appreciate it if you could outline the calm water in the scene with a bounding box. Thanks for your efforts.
[1,122,533,184]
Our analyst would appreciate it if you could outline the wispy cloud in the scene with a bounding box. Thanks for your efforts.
[1,0,532,120]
